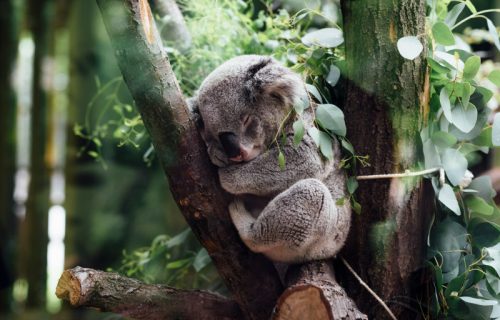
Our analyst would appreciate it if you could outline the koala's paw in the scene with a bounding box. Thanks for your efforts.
[228,199,255,233]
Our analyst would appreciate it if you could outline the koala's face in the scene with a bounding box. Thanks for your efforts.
[194,55,306,167]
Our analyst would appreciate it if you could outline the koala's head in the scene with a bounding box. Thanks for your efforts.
[192,55,307,167]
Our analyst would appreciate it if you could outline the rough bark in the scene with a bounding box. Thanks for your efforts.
[56,267,242,320]
[150,0,191,51]
[340,0,428,318]
[274,261,367,320]
[19,0,54,308]
[0,0,20,312]
[95,0,283,319]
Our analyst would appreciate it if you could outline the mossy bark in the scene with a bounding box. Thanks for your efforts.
[340,0,429,318]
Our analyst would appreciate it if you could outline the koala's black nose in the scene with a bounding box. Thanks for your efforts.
[218,132,240,158]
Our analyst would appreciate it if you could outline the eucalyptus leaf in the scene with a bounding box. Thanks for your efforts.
[471,222,500,248]
[435,51,464,72]
[489,70,500,87]
[486,18,500,51]
[483,243,500,277]
[428,57,451,74]
[445,3,466,27]
[431,131,457,148]
[397,36,423,60]
[319,131,333,160]
[278,151,285,170]
[293,119,305,146]
[326,64,341,87]
[423,140,441,169]
[430,219,467,272]
[432,22,456,46]
[469,176,496,201]
[316,104,346,136]
[308,127,321,146]
[459,296,497,306]
[439,184,461,215]
[493,113,500,147]
[451,102,477,133]
[442,148,468,186]
[466,196,494,216]
[301,28,344,48]
[440,88,453,123]
[193,249,211,272]
[347,177,358,194]
[462,56,481,80]
[306,84,323,103]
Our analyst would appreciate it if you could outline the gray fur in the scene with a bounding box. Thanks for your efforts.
[193,55,351,263]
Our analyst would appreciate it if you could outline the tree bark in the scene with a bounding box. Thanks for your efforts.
[56,267,242,320]
[340,0,428,318]
[274,261,367,320]
[0,0,20,312]
[18,0,55,308]
[95,0,283,319]
[150,0,191,51]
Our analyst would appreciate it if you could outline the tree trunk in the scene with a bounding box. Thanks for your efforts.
[340,0,428,318]
[95,0,283,319]
[0,0,20,312]
[149,0,191,51]
[19,0,54,308]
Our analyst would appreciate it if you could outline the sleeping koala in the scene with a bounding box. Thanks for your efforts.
[190,55,351,263]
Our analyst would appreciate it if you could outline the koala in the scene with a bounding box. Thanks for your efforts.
[190,55,351,263]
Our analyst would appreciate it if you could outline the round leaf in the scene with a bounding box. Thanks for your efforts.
[439,184,461,215]
[492,113,500,146]
[471,222,500,247]
[431,131,457,148]
[316,104,346,136]
[463,56,481,80]
[432,22,456,46]
[430,219,467,272]
[301,28,344,48]
[442,148,468,186]
[326,64,341,87]
[489,70,500,87]
[466,196,494,216]
[319,131,333,160]
[440,88,453,123]
[451,102,477,133]
[397,36,423,60]
[459,296,498,306]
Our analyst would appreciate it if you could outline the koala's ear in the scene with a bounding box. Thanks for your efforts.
[244,58,306,108]
[187,96,204,130]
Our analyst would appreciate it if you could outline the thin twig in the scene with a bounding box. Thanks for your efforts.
[356,167,441,180]
[340,257,397,320]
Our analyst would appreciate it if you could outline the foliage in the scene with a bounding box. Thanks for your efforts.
[397,1,500,318]
[117,229,223,291]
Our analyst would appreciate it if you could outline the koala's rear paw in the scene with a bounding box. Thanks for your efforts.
[228,199,247,219]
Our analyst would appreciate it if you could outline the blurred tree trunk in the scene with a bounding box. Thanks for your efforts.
[340,0,429,318]
[0,0,21,312]
[19,0,55,308]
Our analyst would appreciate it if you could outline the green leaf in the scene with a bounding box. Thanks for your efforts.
[483,243,500,277]
[293,96,309,115]
[397,36,423,60]
[318,131,333,160]
[166,258,191,270]
[293,119,305,146]
[472,127,493,147]
[440,88,453,123]
[476,86,493,104]
[193,249,211,272]
[431,131,457,148]
[452,102,477,133]
[306,84,323,103]
[278,151,285,170]
[471,222,500,247]
[347,177,358,194]
[442,148,468,186]
[316,104,346,136]
[463,0,477,14]
[428,57,451,74]
[432,22,455,46]
[301,28,344,48]
[486,19,500,51]
[308,127,321,146]
[489,70,500,87]
[430,219,467,272]
[459,296,497,306]
[166,229,190,248]
[326,64,341,87]
[423,140,441,169]
[439,184,461,215]
[341,139,355,155]
[463,56,481,80]
[88,151,99,158]
[469,176,496,201]
[466,196,494,216]
[352,200,362,215]
[445,3,466,27]
[492,113,500,146]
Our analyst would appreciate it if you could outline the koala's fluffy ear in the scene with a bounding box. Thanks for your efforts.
[187,96,204,130]
[244,58,307,108]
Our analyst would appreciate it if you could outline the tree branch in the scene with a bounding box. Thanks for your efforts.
[56,267,242,320]
[150,0,191,51]
[274,261,367,320]
[94,0,283,319]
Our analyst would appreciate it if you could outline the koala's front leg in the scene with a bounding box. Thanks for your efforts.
[229,178,351,263]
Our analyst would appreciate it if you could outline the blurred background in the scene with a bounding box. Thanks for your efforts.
[0,0,498,319]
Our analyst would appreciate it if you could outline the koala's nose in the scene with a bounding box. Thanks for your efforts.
[218,132,241,158]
